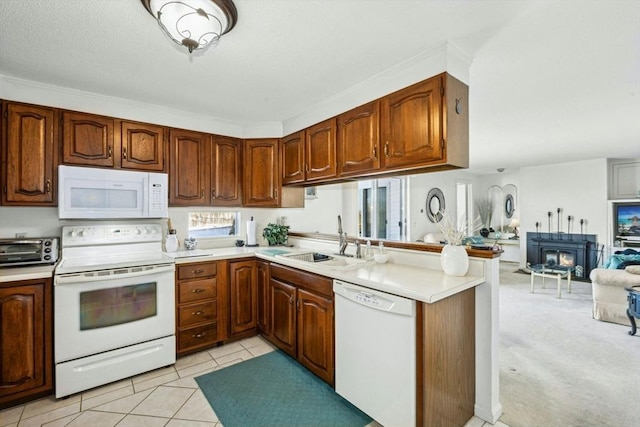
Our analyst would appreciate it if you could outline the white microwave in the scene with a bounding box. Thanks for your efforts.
[58,165,168,219]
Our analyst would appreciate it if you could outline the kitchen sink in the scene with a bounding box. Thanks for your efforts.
[276,252,371,270]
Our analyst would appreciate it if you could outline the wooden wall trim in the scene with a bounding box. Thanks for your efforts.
[288,232,502,259]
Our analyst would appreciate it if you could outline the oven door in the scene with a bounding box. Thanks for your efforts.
[54,263,175,363]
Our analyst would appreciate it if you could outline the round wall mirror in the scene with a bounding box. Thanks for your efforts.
[503,184,517,219]
[505,194,515,218]
[426,188,445,222]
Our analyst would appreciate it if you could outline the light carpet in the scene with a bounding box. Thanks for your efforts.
[498,263,639,427]
[195,350,372,427]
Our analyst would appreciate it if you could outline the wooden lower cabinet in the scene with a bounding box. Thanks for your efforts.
[417,287,475,427]
[267,263,334,385]
[0,278,53,409]
[256,260,270,334]
[175,260,228,356]
[228,259,257,339]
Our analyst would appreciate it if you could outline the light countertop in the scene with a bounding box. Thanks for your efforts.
[0,264,57,283]
[169,246,484,304]
[0,246,485,303]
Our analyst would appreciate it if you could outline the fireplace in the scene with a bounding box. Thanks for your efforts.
[526,233,600,280]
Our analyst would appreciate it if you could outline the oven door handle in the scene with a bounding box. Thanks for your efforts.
[55,263,175,284]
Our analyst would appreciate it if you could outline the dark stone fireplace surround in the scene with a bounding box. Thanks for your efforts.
[526,233,599,280]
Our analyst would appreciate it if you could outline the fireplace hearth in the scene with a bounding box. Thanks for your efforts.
[526,233,600,280]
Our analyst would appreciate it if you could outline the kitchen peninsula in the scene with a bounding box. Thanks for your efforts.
[165,235,501,427]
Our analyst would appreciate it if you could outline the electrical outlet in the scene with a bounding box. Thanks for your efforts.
[15,232,26,238]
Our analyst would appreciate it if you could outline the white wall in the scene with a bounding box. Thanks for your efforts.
[518,158,608,267]
[408,169,480,242]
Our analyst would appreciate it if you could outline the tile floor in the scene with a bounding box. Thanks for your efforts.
[1,335,509,427]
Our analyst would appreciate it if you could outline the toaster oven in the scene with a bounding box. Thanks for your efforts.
[0,238,59,267]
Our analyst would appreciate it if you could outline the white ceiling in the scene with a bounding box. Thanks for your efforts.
[0,0,638,174]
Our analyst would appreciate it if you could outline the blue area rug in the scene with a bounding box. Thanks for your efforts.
[195,350,372,427]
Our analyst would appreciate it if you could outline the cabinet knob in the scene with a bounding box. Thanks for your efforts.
[123,147,127,159]
[192,310,204,316]
[108,146,112,159]
[192,269,205,274]
[372,145,377,159]
[45,179,51,193]
[384,142,389,157]
[193,332,207,338]
[212,188,216,198]
[191,288,205,293]
[201,188,204,198]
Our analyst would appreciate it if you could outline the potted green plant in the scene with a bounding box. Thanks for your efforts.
[262,223,290,246]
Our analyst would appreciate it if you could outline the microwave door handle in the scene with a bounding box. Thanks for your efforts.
[142,175,149,217]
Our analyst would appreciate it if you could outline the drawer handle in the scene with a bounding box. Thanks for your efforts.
[192,310,204,315]
[191,288,205,293]
[193,332,207,338]
[192,269,205,274]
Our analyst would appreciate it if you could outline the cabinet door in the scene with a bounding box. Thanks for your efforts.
[211,136,242,206]
[338,101,381,176]
[169,129,210,206]
[256,260,270,335]
[281,131,305,185]
[244,139,280,207]
[297,288,334,385]
[120,121,165,171]
[229,260,257,336]
[269,278,296,356]
[3,103,57,205]
[305,118,337,182]
[381,76,443,170]
[62,111,115,167]
[0,279,52,408]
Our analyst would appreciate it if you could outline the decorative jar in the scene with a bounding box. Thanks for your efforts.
[440,244,469,276]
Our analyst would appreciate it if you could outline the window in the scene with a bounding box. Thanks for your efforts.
[189,211,240,238]
[357,178,406,241]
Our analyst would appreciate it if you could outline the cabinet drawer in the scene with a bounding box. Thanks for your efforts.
[270,263,333,297]
[177,323,218,350]
[177,262,217,280]
[178,278,217,303]
[178,301,217,327]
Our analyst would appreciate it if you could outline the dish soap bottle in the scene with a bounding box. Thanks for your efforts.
[365,240,374,260]
[165,229,178,252]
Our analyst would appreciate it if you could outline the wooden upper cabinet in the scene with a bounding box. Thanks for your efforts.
[211,136,242,206]
[169,128,210,206]
[305,118,337,182]
[2,102,57,205]
[120,121,165,171]
[338,101,381,177]
[244,139,280,207]
[281,131,305,185]
[62,112,115,167]
[381,76,443,170]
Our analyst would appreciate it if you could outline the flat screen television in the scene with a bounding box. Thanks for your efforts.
[615,202,640,238]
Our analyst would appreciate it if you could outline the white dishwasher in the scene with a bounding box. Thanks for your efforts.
[333,280,416,427]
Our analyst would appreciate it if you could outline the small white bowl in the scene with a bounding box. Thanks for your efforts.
[374,253,390,263]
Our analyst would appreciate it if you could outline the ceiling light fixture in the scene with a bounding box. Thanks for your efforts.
[141,0,237,53]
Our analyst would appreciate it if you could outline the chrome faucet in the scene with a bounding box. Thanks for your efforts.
[355,240,362,259]
[338,215,348,255]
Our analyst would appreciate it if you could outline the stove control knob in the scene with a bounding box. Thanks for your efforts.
[135,228,142,235]
[78,229,86,237]
[70,230,77,237]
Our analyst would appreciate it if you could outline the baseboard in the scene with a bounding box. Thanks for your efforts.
[474,402,503,424]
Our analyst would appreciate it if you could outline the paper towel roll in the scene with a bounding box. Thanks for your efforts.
[247,216,257,246]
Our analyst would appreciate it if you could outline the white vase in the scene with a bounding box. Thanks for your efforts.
[440,244,469,276]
